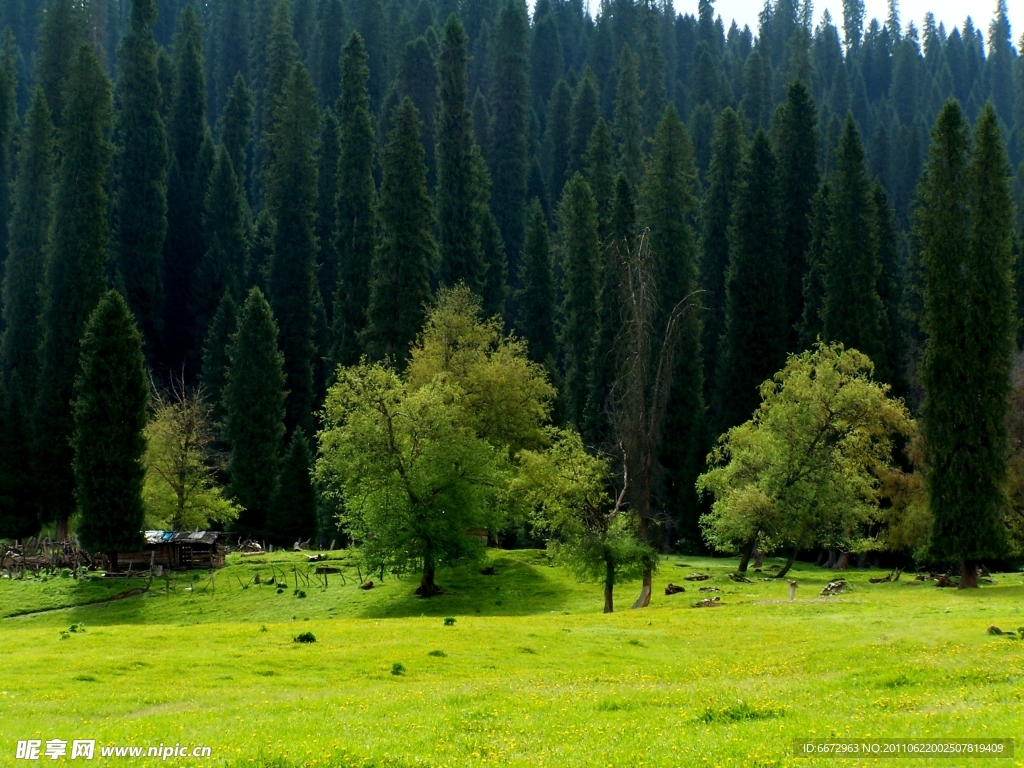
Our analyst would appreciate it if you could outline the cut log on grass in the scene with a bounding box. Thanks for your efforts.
[315,567,341,574]
[359,581,374,590]
[729,573,753,583]
[820,579,847,596]
[935,574,958,588]
[693,597,721,608]
[869,568,902,584]
[684,573,711,581]
[664,583,685,595]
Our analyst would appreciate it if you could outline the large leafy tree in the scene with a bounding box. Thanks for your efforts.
[699,343,911,578]
[112,0,169,361]
[73,291,149,571]
[34,44,113,540]
[224,288,286,539]
[363,98,435,366]
[916,103,1016,588]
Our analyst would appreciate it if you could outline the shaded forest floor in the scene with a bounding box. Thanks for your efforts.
[2,550,1023,767]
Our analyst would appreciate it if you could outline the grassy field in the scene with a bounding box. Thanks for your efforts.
[1,550,1023,767]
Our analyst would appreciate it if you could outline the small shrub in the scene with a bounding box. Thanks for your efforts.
[293,632,317,644]
[59,631,70,640]
[60,568,71,579]
[699,700,782,724]
[260,625,268,633]
[444,617,456,626]
[68,623,86,633]
[391,663,405,676]
[428,650,447,657]
[295,590,307,599]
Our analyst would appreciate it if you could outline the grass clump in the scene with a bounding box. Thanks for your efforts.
[391,663,405,676]
[293,632,317,643]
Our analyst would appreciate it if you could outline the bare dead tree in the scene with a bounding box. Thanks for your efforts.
[610,230,700,609]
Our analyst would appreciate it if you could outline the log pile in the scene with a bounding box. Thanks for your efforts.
[869,568,902,583]
[664,583,685,595]
[820,579,847,596]
[693,597,721,608]
[729,573,752,583]
[684,573,711,581]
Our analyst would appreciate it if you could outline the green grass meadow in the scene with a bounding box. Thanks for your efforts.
[1,550,1023,767]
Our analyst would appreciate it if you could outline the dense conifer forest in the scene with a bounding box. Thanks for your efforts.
[0,0,1022,574]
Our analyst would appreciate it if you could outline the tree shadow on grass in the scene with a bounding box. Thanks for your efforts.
[358,551,580,619]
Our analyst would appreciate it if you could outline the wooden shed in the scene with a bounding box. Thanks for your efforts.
[117,531,228,571]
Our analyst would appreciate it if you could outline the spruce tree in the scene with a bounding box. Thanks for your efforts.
[334,32,377,366]
[517,198,557,365]
[473,147,509,319]
[218,72,253,187]
[529,0,562,116]
[211,0,249,118]
[34,44,113,540]
[112,0,169,361]
[163,4,213,373]
[267,429,318,546]
[798,180,832,348]
[774,80,819,350]
[73,291,149,571]
[567,68,599,177]
[613,43,644,187]
[715,130,786,433]
[557,173,600,426]
[200,291,237,429]
[917,102,1015,587]
[397,36,438,187]
[33,0,83,128]
[363,98,435,366]
[436,16,483,292]
[0,372,35,540]
[316,109,340,324]
[872,182,906,393]
[225,287,286,540]
[585,118,615,241]
[266,63,319,436]
[194,145,249,342]
[1,88,53,386]
[0,32,15,278]
[544,78,572,206]
[489,0,530,281]
[314,0,346,108]
[699,107,743,406]
[639,104,706,548]
[821,115,885,365]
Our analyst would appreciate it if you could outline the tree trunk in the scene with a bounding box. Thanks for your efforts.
[417,550,440,596]
[856,551,868,569]
[833,551,850,570]
[753,547,765,569]
[108,551,119,573]
[56,515,69,542]
[630,569,652,609]
[823,548,837,569]
[958,559,978,589]
[775,545,798,578]
[604,555,614,613]
[737,536,757,573]
[815,548,827,566]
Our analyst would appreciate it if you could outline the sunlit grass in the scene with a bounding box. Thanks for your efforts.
[2,550,1023,767]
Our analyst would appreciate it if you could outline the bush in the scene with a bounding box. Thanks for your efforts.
[443,617,456,626]
[293,632,316,644]
[427,650,447,657]
[391,663,405,675]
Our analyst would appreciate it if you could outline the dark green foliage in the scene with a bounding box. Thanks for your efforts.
[33,0,83,128]
[517,198,556,365]
[211,0,248,119]
[568,69,599,177]
[200,291,237,429]
[489,0,530,282]
[218,72,253,187]
[715,130,786,433]
[639,105,706,548]
[34,44,113,535]
[397,37,438,187]
[314,0,346,108]
[0,373,36,540]
[543,78,572,206]
[2,88,53,386]
[530,0,562,116]
[112,0,169,361]
[194,145,249,344]
[225,288,286,539]
[334,32,377,367]
[363,98,435,366]
[872,182,906,395]
[917,102,1015,568]
[436,16,483,293]
[799,180,832,349]
[585,118,615,241]
[316,109,340,323]
[265,64,319,435]
[739,47,770,133]
[557,173,600,426]
[699,107,743,406]
[268,430,317,546]
[73,291,149,564]
[474,148,508,320]
[164,5,214,373]
[614,44,643,188]
[821,115,885,366]
[0,32,16,280]
[773,80,818,351]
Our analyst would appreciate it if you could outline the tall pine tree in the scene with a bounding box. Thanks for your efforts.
[517,198,557,366]
[613,43,643,187]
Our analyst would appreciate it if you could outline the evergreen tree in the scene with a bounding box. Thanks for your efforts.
[715,130,786,433]
[314,0,346,108]
[436,16,484,292]
[112,0,169,361]
[473,147,508,319]
[0,32,15,279]
[266,63,319,436]
[544,78,572,205]
[917,102,1016,587]
[334,32,377,367]
[557,173,600,426]
[639,104,705,548]
[267,429,318,546]
[774,80,819,351]
[200,291,237,429]
[872,182,906,394]
[489,0,530,283]
[211,0,248,118]
[33,0,83,128]
[164,4,213,373]
[398,36,438,187]
[73,291,149,571]
[567,68,599,177]
[218,72,253,187]
[585,117,615,240]
[194,145,249,341]
[363,98,435,365]
[613,44,644,187]
[225,287,286,540]
[34,44,113,540]
[530,0,562,117]
[0,372,35,539]
[517,198,556,365]
[798,180,833,348]
[821,115,885,366]
[1,88,53,385]
[699,107,743,407]
[316,109,340,324]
